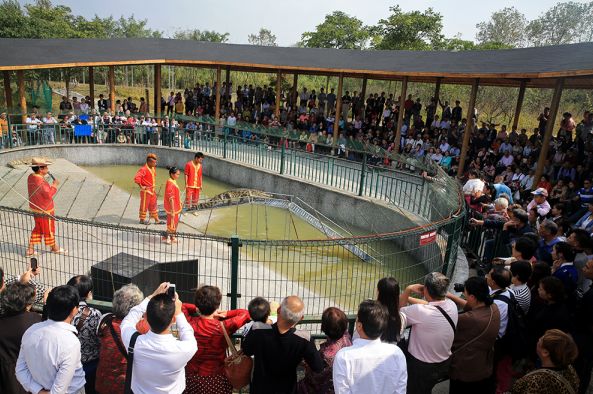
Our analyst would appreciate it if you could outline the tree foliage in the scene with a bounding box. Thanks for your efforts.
[300,11,370,49]
[372,6,444,50]
[0,0,161,39]
[248,28,277,46]
[526,1,593,46]
[475,7,527,48]
[173,29,229,43]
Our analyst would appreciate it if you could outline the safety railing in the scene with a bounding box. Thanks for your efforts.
[2,120,461,222]
[0,205,465,320]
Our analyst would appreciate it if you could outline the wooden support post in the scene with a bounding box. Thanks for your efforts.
[512,80,527,131]
[434,77,442,102]
[275,70,282,118]
[215,66,222,121]
[108,66,115,113]
[457,79,480,178]
[534,78,564,184]
[361,76,368,101]
[17,70,26,124]
[154,64,161,118]
[3,71,13,111]
[332,74,343,152]
[88,67,95,110]
[292,73,298,110]
[394,77,408,154]
[225,66,230,103]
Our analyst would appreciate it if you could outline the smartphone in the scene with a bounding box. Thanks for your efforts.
[167,284,176,299]
[30,257,38,272]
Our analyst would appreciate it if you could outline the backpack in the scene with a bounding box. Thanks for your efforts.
[493,290,529,360]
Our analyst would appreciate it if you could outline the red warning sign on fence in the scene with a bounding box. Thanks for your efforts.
[420,231,437,246]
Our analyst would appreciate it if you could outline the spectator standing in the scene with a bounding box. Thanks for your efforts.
[537,220,562,266]
[487,266,514,392]
[399,272,458,394]
[298,307,352,394]
[573,258,593,393]
[243,295,323,394]
[512,329,579,394]
[529,277,572,347]
[446,277,500,394]
[182,285,250,394]
[67,275,102,394]
[120,283,197,394]
[527,188,552,217]
[0,266,47,316]
[95,284,145,394]
[333,300,407,394]
[16,285,85,394]
[509,260,533,314]
[0,282,42,394]
[551,242,579,298]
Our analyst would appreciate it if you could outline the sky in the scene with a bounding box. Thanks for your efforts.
[20,0,592,46]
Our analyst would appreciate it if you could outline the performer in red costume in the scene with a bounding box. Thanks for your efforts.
[134,153,162,225]
[25,157,67,256]
[184,152,204,214]
[163,167,182,244]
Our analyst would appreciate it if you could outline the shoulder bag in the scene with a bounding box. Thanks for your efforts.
[220,321,253,389]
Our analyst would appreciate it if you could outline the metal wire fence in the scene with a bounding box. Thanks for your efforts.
[0,205,464,318]
[0,117,466,322]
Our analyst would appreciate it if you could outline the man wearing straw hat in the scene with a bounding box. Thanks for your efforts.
[134,153,162,225]
[25,157,67,256]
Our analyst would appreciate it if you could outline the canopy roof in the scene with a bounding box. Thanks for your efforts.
[1,38,593,89]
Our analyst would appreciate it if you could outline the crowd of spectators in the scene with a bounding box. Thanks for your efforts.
[1,260,592,394]
[2,81,593,393]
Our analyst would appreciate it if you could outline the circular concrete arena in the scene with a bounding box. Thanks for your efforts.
[0,143,466,318]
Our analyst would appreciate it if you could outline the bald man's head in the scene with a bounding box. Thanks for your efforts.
[279,296,304,326]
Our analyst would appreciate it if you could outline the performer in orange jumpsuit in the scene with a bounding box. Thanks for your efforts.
[134,153,162,224]
[184,152,204,213]
[25,157,67,256]
[163,167,182,244]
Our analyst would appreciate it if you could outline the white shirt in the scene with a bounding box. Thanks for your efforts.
[490,288,511,338]
[16,320,86,394]
[463,178,485,195]
[400,299,458,363]
[121,298,197,394]
[333,337,407,394]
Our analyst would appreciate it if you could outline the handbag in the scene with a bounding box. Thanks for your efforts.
[220,321,253,389]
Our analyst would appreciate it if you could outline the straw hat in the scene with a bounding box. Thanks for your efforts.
[29,157,53,167]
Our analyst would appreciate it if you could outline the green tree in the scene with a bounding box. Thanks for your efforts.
[372,6,444,50]
[248,28,277,46]
[475,7,527,48]
[527,1,593,46]
[300,11,370,49]
[0,0,32,38]
[173,29,229,43]
[113,15,161,38]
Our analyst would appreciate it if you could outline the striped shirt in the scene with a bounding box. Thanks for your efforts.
[510,283,531,314]
[578,187,593,207]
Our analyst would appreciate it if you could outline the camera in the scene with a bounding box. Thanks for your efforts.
[453,283,465,292]
[167,284,176,299]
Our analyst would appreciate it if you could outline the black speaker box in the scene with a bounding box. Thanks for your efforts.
[91,252,198,303]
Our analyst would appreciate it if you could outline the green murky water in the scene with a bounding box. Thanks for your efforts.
[82,165,328,240]
[83,165,425,309]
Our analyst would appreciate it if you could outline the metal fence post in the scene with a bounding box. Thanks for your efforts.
[228,235,242,310]
[280,142,285,175]
[441,220,456,276]
[358,152,367,196]
[223,127,227,159]
[442,215,463,276]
